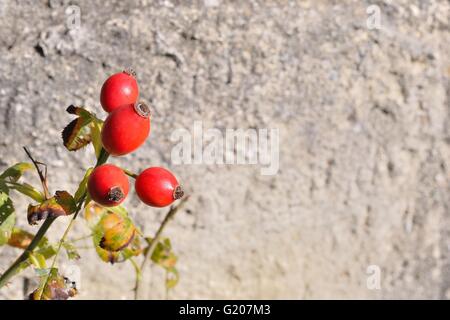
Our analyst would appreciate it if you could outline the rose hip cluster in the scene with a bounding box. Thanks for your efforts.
[87,70,184,208]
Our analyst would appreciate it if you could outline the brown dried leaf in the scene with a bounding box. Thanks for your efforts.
[27,191,76,225]
[7,228,34,249]
[61,105,96,151]
[29,268,77,300]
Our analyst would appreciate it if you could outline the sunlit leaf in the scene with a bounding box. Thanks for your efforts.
[54,190,77,213]
[27,191,76,225]
[34,268,51,277]
[120,236,143,260]
[7,182,45,203]
[96,212,136,252]
[7,228,34,249]
[74,168,93,203]
[165,267,179,289]
[62,105,98,151]
[90,120,103,159]
[105,205,128,217]
[94,246,121,264]
[149,237,178,269]
[29,268,77,300]
[83,202,106,227]
[90,208,140,264]
[14,239,58,276]
[0,182,15,246]
[0,162,33,183]
[28,252,47,269]
[62,242,80,260]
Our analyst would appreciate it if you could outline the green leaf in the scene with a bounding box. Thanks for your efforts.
[74,168,93,203]
[149,237,178,269]
[83,202,106,228]
[7,182,45,203]
[28,252,47,269]
[90,120,103,159]
[14,239,58,276]
[165,267,179,289]
[105,205,128,217]
[62,242,80,260]
[0,162,33,182]
[61,105,97,151]
[0,182,15,245]
[120,236,142,260]
[34,268,52,277]
[54,190,77,214]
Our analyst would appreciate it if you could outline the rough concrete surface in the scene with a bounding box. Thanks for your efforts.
[0,0,449,299]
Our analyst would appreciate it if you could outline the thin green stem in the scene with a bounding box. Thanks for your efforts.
[37,149,109,299]
[70,234,93,243]
[23,146,50,199]
[0,148,110,291]
[35,194,85,299]
[0,216,56,288]
[123,169,138,179]
[130,258,142,295]
[134,196,189,300]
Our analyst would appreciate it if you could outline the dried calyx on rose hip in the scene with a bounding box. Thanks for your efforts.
[135,167,184,207]
[100,68,139,113]
[101,102,151,156]
[87,164,129,207]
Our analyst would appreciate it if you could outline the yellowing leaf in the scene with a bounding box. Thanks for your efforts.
[90,208,140,264]
[29,268,77,300]
[150,238,178,269]
[96,212,136,252]
[0,182,15,245]
[74,168,93,203]
[0,162,33,182]
[61,105,100,152]
[83,202,106,227]
[62,242,80,260]
[7,182,45,203]
[165,267,179,289]
[7,228,34,249]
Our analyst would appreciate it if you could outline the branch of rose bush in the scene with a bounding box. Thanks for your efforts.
[134,195,189,299]
[23,147,51,199]
[34,194,86,299]
[34,149,110,299]
[0,148,109,291]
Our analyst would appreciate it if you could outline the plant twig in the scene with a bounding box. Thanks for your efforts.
[134,196,189,300]
[23,147,50,199]
[0,148,110,292]
[123,169,138,179]
[0,216,56,288]
[34,194,86,299]
[36,149,110,299]
[0,148,57,288]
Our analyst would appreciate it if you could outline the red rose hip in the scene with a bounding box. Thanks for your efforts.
[101,102,151,156]
[135,167,184,207]
[100,69,139,113]
[88,164,129,207]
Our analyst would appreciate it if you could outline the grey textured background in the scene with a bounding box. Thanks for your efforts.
[0,0,449,299]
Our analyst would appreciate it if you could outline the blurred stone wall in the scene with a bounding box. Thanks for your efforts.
[0,0,449,299]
